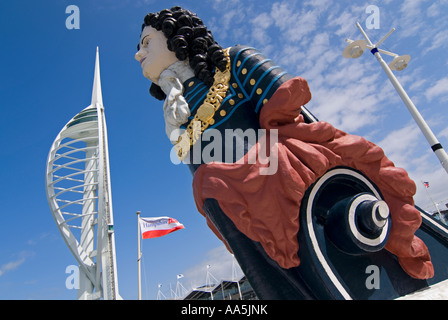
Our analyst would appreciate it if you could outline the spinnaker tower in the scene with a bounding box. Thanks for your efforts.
[45,48,120,300]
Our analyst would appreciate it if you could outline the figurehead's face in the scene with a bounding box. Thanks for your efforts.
[135,26,179,84]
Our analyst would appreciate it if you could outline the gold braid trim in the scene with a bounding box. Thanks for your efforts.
[174,48,231,161]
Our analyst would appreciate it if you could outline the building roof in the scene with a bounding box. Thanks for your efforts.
[182,276,257,300]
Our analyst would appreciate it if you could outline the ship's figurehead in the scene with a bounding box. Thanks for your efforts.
[135,6,448,300]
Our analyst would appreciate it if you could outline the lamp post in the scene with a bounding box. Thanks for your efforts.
[343,22,448,175]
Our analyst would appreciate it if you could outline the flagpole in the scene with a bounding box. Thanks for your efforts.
[137,211,142,300]
[422,182,446,224]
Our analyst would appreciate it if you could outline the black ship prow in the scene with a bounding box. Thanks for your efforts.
[295,166,448,300]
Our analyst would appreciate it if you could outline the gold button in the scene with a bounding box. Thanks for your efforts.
[242,68,247,75]
[237,61,241,67]
[220,110,227,117]
[229,99,235,105]
[232,83,238,88]
[250,79,256,86]
[263,99,268,105]
[188,81,195,87]
[256,88,262,95]
[238,93,244,99]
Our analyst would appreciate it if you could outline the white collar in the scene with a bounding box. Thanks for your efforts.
[158,60,194,144]
[158,60,194,90]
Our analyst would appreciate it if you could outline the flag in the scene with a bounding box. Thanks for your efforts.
[423,181,430,188]
[139,216,184,239]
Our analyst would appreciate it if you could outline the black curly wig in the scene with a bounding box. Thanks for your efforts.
[138,6,228,101]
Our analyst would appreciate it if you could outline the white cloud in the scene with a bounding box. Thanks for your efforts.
[306,32,330,60]
[207,0,248,42]
[426,2,440,17]
[423,30,448,54]
[0,257,26,277]
[304,53,400,134]
[408,77,427,93]
[425,77,448,102]
[326,4,364,37]
[270,2,297,30]
[274,44,306,69]
[304,0,333,10]
[397,0,427,38]
[377,123,422,165]
[250,12,272,30]
[250,12,273,45]
[270,1,321,43]
[439,127,448,140]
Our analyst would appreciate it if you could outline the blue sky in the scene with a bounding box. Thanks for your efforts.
[1,0,448,300]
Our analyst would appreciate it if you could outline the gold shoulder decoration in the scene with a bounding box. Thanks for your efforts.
[174,48,231,161]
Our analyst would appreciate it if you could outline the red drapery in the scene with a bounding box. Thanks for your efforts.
[192,77,433,279]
